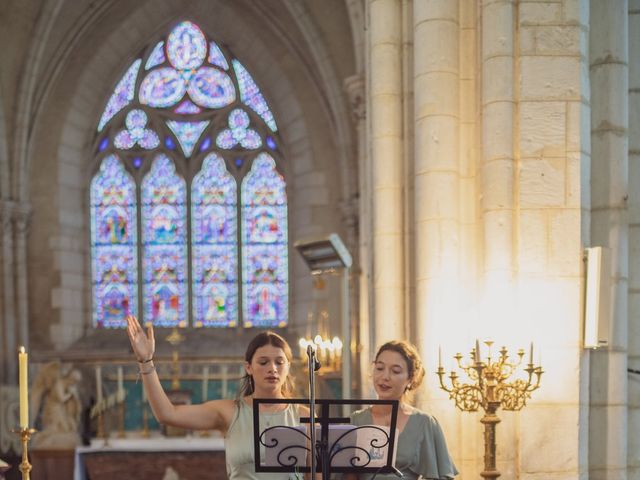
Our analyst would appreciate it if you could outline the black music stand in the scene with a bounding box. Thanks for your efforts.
[252,397,401,479]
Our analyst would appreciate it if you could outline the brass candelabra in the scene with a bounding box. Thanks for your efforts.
[436,341,543,479]
[12,428,36,480]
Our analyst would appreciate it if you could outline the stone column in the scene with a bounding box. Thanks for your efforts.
[368,0,405,344]
[14,207,31,349]
[345,74,372,397]
[1,202,17,384]
[413,0,460,379]
[589,0,629,478]
[481,0,515,287]
[628,0,640,476]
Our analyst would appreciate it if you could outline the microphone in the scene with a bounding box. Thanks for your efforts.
[307,344,321,371]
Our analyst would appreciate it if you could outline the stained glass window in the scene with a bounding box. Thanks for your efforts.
[90,155,138,328]
[241,153,288,328]
[208,42,229,70]
[92,20,288,329]
[232,60,277,132]
[166,120,209,157]
[216,109,262,150]
[192,154,238,327]
[145,41,166,70]
[141,155,188,328]
[98,59,141,131]
[114,110,160,149]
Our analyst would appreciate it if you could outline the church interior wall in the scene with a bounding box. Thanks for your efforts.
[1,0,640,479]
[0,0,359,363]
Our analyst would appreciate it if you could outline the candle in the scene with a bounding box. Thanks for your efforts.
[18,346,28,428]
[142,383,147,403]
[298,338,307,360]
[529,342,534,364]
[202,366,209,401]
[475,339,480,363]
[117,366,124,398]
[95,365,103,404]
[438,345,442,368]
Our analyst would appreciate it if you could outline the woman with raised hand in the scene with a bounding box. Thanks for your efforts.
[125,314,307,479]
[349,340,457,480]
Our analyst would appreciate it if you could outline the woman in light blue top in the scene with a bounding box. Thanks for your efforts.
[348,341,458,480]
[126,316,307,479]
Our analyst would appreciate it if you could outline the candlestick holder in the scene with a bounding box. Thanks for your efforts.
[117,401,126,438]
[436,341,543,479]
[12,427,36,480]
[141,405,150,438]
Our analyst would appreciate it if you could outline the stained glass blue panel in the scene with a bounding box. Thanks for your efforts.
[166,120,209,157]
[232,60,277,132]
[192,154,238,327]
[90,155,138,328]
[139,67,186,108]
[216,109,262,150]
[175,99,202,115]
[146,41,166,70]
[208,42,229,70]
[98,59,141,131]
[166,21,207,70]
[187,67,235,108]
[241,153,288,327]
[141,155,188,327]
[114,109,160,150]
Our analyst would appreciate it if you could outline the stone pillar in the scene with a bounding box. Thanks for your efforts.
[516,1,589,478]
[345,73,372,397]
[589,0,629,478]
[628,0,640,477]
[1,202,17,384]
[481,0,515,287]
[14,207,31,349]
[413,0,460,378]
[368,0,405,345]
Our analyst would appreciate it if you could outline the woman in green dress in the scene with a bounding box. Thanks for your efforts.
[125,315,307,479]
[349,341,458,480]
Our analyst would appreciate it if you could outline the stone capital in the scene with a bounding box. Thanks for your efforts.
[12,204,32,236]
[344,74,366,123]
[339,194,360,238]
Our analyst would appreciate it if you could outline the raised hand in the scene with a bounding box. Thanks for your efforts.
[125,315,155,362]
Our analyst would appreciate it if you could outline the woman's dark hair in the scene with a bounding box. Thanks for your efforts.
[375,340,426,393]
[238,331,294,398]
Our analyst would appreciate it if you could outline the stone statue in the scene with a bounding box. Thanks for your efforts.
[31,362,82,449]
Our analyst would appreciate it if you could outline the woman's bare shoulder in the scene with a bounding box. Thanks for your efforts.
[297,404,310,416]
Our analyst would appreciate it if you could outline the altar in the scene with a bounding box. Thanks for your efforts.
[74,434,226,480]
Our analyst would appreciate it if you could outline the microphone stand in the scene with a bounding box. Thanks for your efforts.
[307,345,321,478]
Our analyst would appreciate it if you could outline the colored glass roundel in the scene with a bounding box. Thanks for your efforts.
[192,154,238,327]
[166,21,207,70]
[216,109,262,150]
[114,109,160,149]
[141,155,188,328]
[241,153,288,328]
[90,155,138,328]
[93,20,288,329]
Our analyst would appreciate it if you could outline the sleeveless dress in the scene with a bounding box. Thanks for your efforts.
[225,399,302,480]
[350,407,458,479]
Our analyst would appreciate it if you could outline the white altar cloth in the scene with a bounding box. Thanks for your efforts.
[73,434,225,480]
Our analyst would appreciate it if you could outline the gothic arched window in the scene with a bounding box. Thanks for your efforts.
[90,20,288,329]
